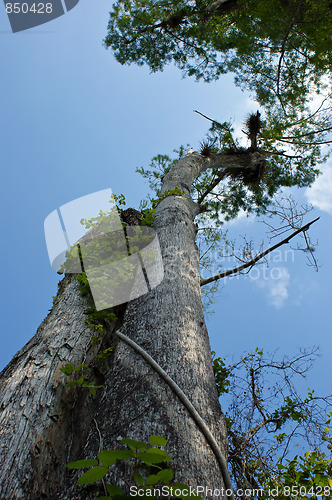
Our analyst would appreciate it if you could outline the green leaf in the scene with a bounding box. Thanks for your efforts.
[66,381,77,387]
[98,451,117,467]
[73,364,88,372]
[137,451,172,464]
[134,471,144,486]
[145,474,160,485]
[156,468,173,482]
[146,448,172,460]
[66,459,98,469]
[121,438,148,450]
[149,435,167,447]
[106,484,123,496]
[98,450,134,466]
[60,363,74,375]
[76,466,108,485]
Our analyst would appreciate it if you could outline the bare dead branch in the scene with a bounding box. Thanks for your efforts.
[194,109,216,124]
[200,217,319,286]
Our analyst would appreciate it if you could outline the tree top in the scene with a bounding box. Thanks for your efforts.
[104,0,332,112]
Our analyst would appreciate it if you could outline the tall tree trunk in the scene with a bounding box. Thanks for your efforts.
[0,152,256,499]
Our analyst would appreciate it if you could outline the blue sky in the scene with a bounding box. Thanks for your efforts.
[1,0,331,409]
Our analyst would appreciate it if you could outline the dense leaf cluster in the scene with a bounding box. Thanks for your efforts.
[67,435,201,499]
[106,0,332,211]
[105,0,332,105]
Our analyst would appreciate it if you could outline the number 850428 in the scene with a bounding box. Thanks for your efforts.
[5,3,53,14]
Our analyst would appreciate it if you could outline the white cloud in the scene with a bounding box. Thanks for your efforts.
[305,161,332,215]
[292,279,318,307]
[226,209,256,226]
[253,266,290,309]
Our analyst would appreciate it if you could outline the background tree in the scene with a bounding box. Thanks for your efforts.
[212,347,332,499]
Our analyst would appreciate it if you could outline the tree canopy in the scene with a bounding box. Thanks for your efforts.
[104,0,332,105]
[105,0,332,221]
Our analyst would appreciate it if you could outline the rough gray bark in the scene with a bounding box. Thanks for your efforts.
[0,275,121,499]
[0,151,257,499]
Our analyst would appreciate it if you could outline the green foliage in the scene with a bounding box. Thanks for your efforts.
[96,347,114,371]
[149,435,167,447]
[104,0,332,105]
[60,362,88,376]
[269,395,309,430]
[67,459,99,469]
[56,190,164,395]
[136,148,187,208]
[112,193,126,208]
[211,350,232,396]
[76,272,91,295]
[139,207,156,227]
[60,362,104,396]
[66,435,201,499]
[259,450,332,500]
[59,267,118,395]
[58,288,118,395]
[84,304,118,342]
[151,187,184,209]
[212,347,332,497]
[58,196,127,277]
[106,0,332,218]
[139,185,185,213]
[136,152,178,198]
[76,466,108,486]
[196,114,325,222]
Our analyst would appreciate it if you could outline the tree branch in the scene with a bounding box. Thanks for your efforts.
[281,125,332,139]
[198,171,227,204]
[194,109,216,123]
[278,138,332,146]
[200,217,319,286]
